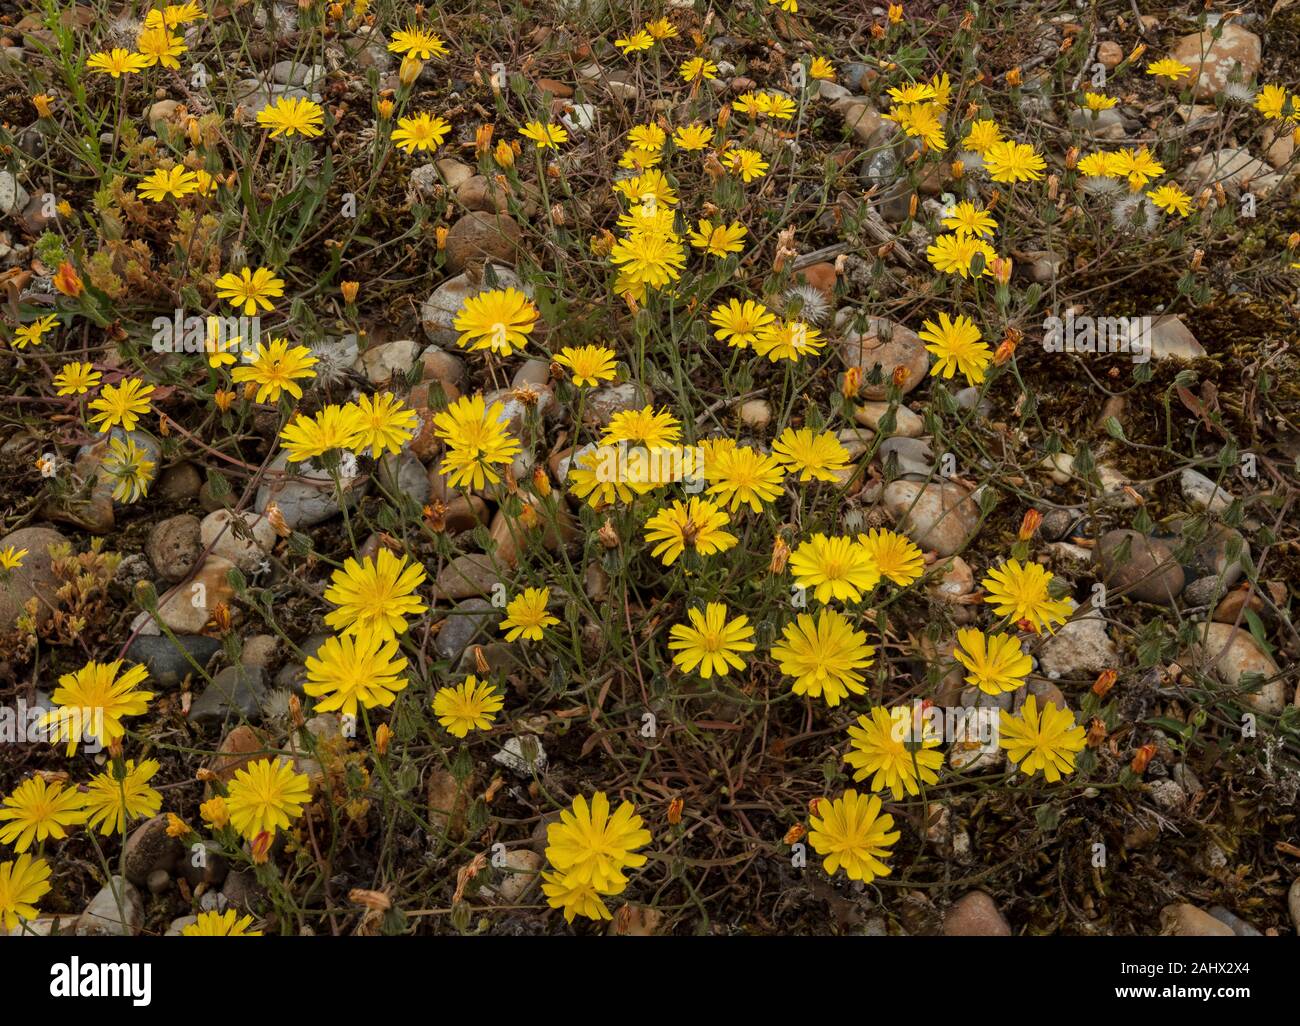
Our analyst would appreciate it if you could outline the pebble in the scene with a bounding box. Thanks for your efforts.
[1094,529,1184,605]
[188,665,269,726]
[1148,315,1207,361]
[156,461,202,502]
[855,401,923,437]
[878,436,934,479]
[1169,25,1261,102]
[1180,468,1233,514]
[737,399,772,431]
[125,634,222,687]
[147,514,203,583]
[356,338,421,387]
[0,170,30,216]
[1182,622,1285,715]
[0,526,68,629]
[255,451,368,530]
[1207,905,1262,937]
[838,316,929,398]
[882,480,981,557]
[1037,604,1118,678]
[434,553,501,600]
[928,555,973,601]
[942,891,1011,936]
[201,509,277,573]
[434,598,497,660]
[122,815,184,886]
[444,211,523,274]
[491,849,544,903]
[1288,877,1300,933]
[581,382,653,428]
[1159,902,1235,937]
[149,555,238,635]
[76,877,143,936]
[493,735,548,777]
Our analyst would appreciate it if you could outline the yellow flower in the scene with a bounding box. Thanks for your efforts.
[688,218,747,258]
[643,498,737,566]
[807,789,899,882]
[304,629,409,718]
[926,232,997,278]
[0,546,27,571]
[886,102,946,151]
[519,120,568,149]
[1254,83,1293,121]
[1112,146,1164,190]
[323,548,428,642]
[809,57,835,81]
[845,705,943,799]
[680,57,718,83]
[961,118,1003,155]
[278,404,362,462]
[0,854,52,931]
[753,319,825,363]
[348,392,418,458]
[668,602,755,678]
[983,138,1046,182]
[723,147,768,182]
[225,758,311,840]
[453,287,538,357]
[135,26,186,69]
[392,112,451,153]
[432,393,522,490]
[709,298,775,349]
[42,659,154,756]
[919,311,992,385]
[0,777,86,851]
[856,528,923,586]
[182,910,262,936]
[982,559,1073,633]
[432,675,503,737]
[771,608,874,706]
[953,627,1032,694]
[705,444,785,512]
[499,587,560,641]
[11,314,58,349]
[644,17,677,40]
[144,2,206,29]
[1145,57,1191,82]
[615,30,656,54]
[672,122,714,151]
[608,231,686,290]
[941,200,997,238]
[85,49,150,77]
[1147,182,1193,217]
[999,695,1087,782]
[771,427,851,483]
[545,792,651,892]
[199,796,229,829]
[231,337,318,403]
[215,266,285,315]
[256,96,325,139]
[789,533,880,603]
[83,760,162,835]
[102,434,155,503]
[387,27,448,59]
[554,345,617,387]
[542,870,612,923]
[1077,151,1123,178]
[87,377,154,434]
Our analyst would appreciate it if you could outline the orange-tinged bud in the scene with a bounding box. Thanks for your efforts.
[289,693,304,728]
[1130,743,1156,775]
[376,98,394,119]
[1018,509,1042,541]
[340,280,359,303]
[598,518,619,548]
[531,466,551,497]
[1127,42,1147,65]
[1092,669,1118,698]
[667,797,684,825]
[770,535,790,574]
[1086,718,1107,748]
[53,262,83,297]
[993,337,1017,365]
[375,723,391,756]
[842,366,862,398]
[494,138,515,168]
[265,501,290,538]
[1005,67,1021,87]
[783,823,806,845]
[250,831,273,864]
[33,93,54,117]
[435,225,449,250]
[1065,145,1079,170]
[892,364,910,389]
[950,159,965,180]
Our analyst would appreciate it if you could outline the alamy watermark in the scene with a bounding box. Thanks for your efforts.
[592,442,706,493]
[889,701,1000,750]
[0,699,105,754]
[1042,311,1151,364]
